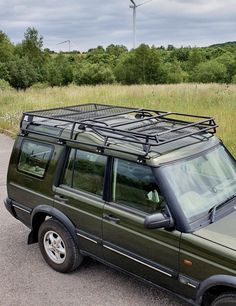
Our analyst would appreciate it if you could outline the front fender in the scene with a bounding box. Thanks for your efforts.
[196,274,236,304]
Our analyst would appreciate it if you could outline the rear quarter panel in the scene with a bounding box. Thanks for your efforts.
[7,136,64,217]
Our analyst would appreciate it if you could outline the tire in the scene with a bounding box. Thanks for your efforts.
[210,292,236,306]
[38,218,83,273]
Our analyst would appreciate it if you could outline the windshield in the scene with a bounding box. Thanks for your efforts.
[161,145,236,220]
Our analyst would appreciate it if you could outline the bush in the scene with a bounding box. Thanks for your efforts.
[7,57,38,90]
[191,60,227,83]
[30,82,49,89]
[46,53,73,87]
[231,75,236,84]
[164,61,188,84]
[0,79,12,90]
[115,44,166,85]
[74,63,115,85]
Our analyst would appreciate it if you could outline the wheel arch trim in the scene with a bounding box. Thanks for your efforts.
[29,205,78,245]
[195,274,236,304]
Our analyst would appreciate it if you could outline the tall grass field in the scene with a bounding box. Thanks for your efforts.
[0,83,235,156]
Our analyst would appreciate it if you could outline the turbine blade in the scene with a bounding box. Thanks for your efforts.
[137,0,153,7]
[130,0,136,6]
[57,40,68,45]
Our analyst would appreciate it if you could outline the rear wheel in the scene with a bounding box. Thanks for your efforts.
[38,218,83,273]
[210,292,236,306]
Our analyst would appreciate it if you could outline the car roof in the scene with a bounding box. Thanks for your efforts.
[21,103,218,164]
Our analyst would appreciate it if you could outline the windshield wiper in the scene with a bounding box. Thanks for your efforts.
[209,194,236,223]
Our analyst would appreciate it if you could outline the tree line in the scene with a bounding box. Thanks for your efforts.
[0,27,236,90]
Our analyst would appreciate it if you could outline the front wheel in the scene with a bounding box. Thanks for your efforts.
[38,218,83,273]
[210,292,236,306]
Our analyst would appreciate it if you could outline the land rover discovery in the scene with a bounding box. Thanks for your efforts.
[4,103,236,306]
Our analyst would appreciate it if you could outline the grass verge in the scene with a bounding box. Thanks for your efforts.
[0,83,235,156]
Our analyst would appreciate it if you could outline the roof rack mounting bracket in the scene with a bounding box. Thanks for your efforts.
[96,146,105,154]
[137,155,146,164]
[78,124,86,131]
[58,138,66,145]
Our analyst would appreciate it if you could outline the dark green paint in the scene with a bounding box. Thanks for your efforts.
[5,114,236,306]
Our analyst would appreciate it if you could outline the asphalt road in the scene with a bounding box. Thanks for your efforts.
[0,134,187,306]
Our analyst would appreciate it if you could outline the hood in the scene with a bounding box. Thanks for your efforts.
[194,211,236,251]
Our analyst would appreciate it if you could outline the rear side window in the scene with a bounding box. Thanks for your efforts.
[63,149,107,197]
[18,140,53,178]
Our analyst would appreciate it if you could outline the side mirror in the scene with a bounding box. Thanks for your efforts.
[144,212,174,229]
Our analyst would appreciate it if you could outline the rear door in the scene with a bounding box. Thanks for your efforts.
[102,158,181,292]
[54,148,107,258]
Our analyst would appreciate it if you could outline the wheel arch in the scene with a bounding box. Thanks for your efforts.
[196,275,236,305]
[28,205,78,246]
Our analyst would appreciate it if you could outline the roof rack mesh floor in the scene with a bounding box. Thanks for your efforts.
[21,103,218,157]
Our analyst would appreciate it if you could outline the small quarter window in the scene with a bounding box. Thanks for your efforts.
[18,140,53,178]
[112,159,165,214]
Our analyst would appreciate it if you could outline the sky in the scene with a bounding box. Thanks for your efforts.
[0,0,236,52]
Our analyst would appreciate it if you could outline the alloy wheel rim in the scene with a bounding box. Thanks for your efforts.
[43,230,66,264]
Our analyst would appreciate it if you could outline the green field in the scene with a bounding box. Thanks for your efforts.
[0,84,235,156]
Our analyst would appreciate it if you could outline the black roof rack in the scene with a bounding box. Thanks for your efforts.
[20,103,218,159]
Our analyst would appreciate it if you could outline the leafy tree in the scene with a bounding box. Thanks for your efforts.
[167,44,175,51]
[20,27,45,66]
[2,27,236,86]
[86,46,111,65]
[55,53,73,85]
[164,60,188,84]
[0,62,10,80]
[0,31,14,62]
[106,44,128,57]
[7,57,38,90]
[188,48,204,69]
[215,52,235,83]
[46,61,63,87]
[74,62,115,85]
[231,75,236,84]
[0,79,12,90]
[171,47,190,62]
[192,60,227,83]
[115,44,166,84]
[46,53,73,87]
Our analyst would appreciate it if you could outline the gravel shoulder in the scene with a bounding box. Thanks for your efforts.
[0,134,186,306]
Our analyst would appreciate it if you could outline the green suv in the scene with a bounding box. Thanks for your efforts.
[4,103,236,306]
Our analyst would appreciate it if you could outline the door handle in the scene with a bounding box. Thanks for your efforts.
[103,214,120,223]
[54,195,69,203]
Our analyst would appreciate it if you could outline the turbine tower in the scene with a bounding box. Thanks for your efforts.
[57,40,71,52]
[130,0,152,49]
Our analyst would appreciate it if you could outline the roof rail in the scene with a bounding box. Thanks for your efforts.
[20,103,218,158]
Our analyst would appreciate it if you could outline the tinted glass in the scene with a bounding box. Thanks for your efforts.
[18,140,52,178]
[63,149,107,197]
[112,159,165,214]
[63,149,75,186]
[162,145,236,219]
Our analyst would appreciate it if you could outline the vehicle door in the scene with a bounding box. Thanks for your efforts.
[54,147,107,258]
[102,158,181,292]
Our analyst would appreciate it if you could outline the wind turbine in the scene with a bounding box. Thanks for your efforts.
[130,0,153,49]
[57,40,71,52]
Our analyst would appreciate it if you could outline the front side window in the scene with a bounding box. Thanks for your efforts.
[112,159,165,214]
[161,145,236,220]
[63,149,107,197]
[18,140,53,178]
